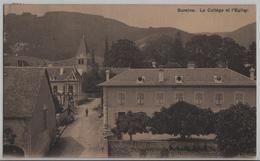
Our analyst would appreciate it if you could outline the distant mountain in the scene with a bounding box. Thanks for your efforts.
[4,11,191,62]
[4,11,255,64]
[221,22,256,48]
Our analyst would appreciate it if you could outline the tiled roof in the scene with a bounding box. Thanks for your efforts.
[99,68,255,87]
[4,67,48,118]
[47,66,80,81]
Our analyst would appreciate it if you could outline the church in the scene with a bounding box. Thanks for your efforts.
[47,34,94,105]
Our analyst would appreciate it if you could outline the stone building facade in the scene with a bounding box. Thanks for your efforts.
[99,67,256,137]
[3,67,56,157]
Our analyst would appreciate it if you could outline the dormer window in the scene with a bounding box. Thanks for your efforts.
[214,75,223,83]
[137,76,145,83]
[175,76,183,83]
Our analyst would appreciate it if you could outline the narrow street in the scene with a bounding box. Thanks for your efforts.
[48,98,106,158]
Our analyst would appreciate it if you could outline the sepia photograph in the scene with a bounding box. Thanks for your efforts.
[2,3,257,159]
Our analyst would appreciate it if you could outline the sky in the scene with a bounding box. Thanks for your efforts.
[4,4,256,33]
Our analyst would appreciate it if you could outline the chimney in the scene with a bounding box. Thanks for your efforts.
[158,68,164,82]
[249,67,255,80]
[60,67,64,75]
[187,61,195,69]
[106,70,110,81]
[152,61,157,68]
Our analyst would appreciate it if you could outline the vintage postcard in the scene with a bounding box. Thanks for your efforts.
[2,3,257,159]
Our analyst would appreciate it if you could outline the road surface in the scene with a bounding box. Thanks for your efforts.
[48,98,106,158]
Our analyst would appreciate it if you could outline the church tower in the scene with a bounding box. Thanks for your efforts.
[76,34,90,75]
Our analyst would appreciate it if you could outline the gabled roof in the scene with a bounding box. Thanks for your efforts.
[99,68,255,87]
[4,67,48,118]
[47,66,80,81]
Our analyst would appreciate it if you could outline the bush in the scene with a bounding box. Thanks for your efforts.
[150,101,215,138]
[215,103,256,156]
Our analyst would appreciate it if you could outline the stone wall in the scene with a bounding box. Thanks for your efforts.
[108,139,218,158]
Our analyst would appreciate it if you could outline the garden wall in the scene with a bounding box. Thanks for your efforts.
[108,139,218,158]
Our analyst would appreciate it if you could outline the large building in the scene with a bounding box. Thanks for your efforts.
[99,66,256,136]
[3,67,57,157]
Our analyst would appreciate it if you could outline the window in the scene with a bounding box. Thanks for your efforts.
[175,92,184,102]
[118,92,126,105]
[194,92,204,105]
[215,93,224,105]
[115,112,126,122]
[118,112,125,119]
[137,76,145,83]
[155,92,165,105]
[137,93,144,105]
[43,105,48,129]
[175,76,183,83]
[234,92,244,104]
[78,59,84,65]
[68,85,73,94]
[214,75,223,83]
[53,86,58,93]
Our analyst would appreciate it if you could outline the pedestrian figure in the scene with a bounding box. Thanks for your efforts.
[85,109,88,117]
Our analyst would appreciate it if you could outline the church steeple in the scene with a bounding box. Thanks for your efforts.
[76,33,89,58]
[76,33,90,75]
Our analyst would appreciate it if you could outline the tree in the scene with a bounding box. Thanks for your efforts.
[105,39,144,68]
[185,35,248,76]
[215,103,256,156]
[81,69,115,95]
[168,32,186,67]
[81,69,103,94]
[247,41,256,68]
[103,36,110,67]
[112,111,150,141]
[53,95,63,113]
[143,34,175,66]
[150,101,215,139]
[90,49,99,72]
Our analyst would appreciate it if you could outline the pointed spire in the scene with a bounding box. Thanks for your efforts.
[83,33,89,54]
[76,33,89,57]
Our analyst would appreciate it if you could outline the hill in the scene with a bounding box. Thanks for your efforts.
[3,11,192,62]
[4,11,255,64]
[221,22,256,48]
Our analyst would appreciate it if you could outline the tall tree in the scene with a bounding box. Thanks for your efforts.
[247,41,256,68]
[185,34,248,75]
[107,39,144,68]
[90,49,98,72]
[143,34,175,66]
[168,32,186,67]
[103,36,110,67]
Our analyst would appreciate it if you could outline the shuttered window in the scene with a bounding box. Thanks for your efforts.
[215,93,224,105]
[118,92,126,105]
[234,92,244,104]
[194,92,203,105]
[137,93,144,105]
[155,92,165,105]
